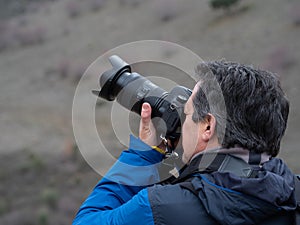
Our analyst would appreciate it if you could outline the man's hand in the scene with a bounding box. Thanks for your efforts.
[139,103,158,146]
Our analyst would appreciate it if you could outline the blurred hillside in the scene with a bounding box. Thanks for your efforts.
[0,0,299,224]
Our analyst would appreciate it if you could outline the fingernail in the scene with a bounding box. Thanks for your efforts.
[142,104,148,111]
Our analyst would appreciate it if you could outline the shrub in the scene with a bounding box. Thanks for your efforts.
[290,3,300,26]
[263,47,295,73]
[28,151,45,171]
[0,21,15,52]
[153,0,181,22]
[14,26,47,46]
[0,169,7,181]
[33,26,47,44]
[0,198,9,216]
[15,28,35,46]
[210,0,240,10]
[89,0,106,12]
[57,59,71,78]
[19,150,45,173]
[62,139,79,162]
[38,207,49,225]
[40,188,59,210]
[0,22,11,51]
[71,63,86,83]
[119,0,145,7]
[65,1,82,18]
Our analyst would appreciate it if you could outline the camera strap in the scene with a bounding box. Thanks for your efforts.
[159,153,260,186]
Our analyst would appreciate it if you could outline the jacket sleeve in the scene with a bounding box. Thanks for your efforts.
[73,135,164,225]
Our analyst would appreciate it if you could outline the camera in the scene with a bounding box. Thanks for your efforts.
[92,55,192,154]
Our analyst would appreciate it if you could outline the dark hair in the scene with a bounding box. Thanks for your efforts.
[193,61,289,156]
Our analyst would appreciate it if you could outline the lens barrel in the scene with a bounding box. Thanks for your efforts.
[93,55,192,149]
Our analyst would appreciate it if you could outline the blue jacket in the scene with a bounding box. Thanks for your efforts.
[73,135,296,225]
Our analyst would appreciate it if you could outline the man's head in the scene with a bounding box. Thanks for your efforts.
[182,60,289,163]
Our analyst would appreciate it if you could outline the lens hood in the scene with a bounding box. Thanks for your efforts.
[92,55,131,101]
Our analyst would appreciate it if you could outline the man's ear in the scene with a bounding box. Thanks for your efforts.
[201,113,217,142]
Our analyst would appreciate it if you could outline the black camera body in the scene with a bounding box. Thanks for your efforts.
[93,55,192,152]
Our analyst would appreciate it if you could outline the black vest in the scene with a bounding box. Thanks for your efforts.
[148,154,295,225]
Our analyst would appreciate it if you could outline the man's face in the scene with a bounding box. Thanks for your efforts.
[181,83,203,164]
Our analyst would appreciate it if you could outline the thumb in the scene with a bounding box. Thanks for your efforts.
[139,102,155,144]
[141,102,151,124]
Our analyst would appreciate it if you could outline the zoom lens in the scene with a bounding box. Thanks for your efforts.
[93,55,192,150]
[93,55,169,117]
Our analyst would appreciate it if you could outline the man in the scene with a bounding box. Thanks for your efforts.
[73,61,296,225]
